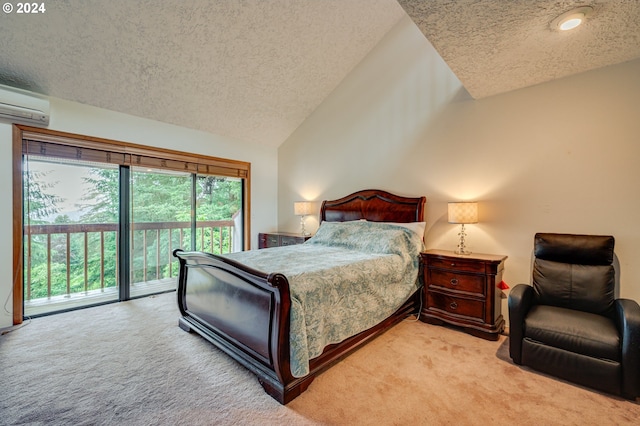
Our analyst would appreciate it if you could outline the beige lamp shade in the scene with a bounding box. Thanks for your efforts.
[294,201,314,216]
[448,202,478,224]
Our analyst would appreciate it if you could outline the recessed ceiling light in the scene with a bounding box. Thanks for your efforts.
[550,6,593,31]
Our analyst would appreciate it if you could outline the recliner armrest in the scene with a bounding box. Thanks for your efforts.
[615,298,640,399]
[508,284,535,364]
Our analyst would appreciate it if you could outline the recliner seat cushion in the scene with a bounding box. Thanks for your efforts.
[524,304,620,362]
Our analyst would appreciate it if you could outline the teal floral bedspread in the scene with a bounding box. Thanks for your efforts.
[224,220,424,377]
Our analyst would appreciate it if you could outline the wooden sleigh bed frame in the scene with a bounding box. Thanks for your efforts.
[173,189,426,404]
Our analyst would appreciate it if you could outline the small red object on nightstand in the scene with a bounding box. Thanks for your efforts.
[497,280,509,290]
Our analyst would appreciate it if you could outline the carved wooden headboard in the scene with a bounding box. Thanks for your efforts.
[320,189,425,223]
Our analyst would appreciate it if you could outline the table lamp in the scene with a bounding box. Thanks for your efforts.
[448,202,478,255]
[294,201,314,236]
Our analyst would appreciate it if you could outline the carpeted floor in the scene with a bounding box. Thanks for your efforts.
[1,292,638,425]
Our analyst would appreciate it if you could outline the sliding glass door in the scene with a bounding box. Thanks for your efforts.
[17,129,250,321]
[23,161,246,316]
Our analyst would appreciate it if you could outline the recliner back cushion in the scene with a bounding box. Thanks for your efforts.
[534,233,614,265]
[533,258,615,317]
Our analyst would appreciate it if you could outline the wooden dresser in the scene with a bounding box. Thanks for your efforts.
[419,249,507,341]
[258,232,311,249]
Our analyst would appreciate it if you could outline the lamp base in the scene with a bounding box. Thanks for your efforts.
[454,249,472,256]
[299,215,308,236]
[455,224,471,255]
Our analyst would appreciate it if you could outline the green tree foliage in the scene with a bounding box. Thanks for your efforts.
[80,168,119,224]
[196,175,242,221]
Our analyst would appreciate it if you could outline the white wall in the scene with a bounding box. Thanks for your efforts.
[0,98,278,328]
[278,15,640,318]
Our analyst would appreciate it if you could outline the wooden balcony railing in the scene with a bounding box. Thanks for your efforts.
[24,219,238,301]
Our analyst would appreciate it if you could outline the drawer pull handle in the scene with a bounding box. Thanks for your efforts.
[451,263,456,267]
[450,301,458,310]
[450,278,458,286]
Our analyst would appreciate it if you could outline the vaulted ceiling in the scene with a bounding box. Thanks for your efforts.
[1,1,639,147]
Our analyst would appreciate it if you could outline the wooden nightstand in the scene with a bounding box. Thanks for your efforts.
[258,232,311,249]
[419,249,507,341]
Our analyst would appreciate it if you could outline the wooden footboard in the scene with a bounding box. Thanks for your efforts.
[173,249,308,403]
[173,248,419,404]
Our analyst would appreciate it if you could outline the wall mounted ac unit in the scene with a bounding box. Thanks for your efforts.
[0,83,50,127]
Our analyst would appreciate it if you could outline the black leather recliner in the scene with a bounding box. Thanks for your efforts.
[509,233,640,399]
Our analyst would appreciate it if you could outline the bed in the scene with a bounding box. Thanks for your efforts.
[173,189,426,404]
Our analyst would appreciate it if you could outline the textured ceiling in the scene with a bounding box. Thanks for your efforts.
[398,0,640,99]
[1,1,639,147]
[0,0,405,147]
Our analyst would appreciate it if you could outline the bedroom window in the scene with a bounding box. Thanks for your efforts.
[12,126,250,322]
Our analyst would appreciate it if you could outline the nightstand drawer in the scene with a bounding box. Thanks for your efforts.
[265,235,280,247]
[428,269,486,295]
[427,292,484,321]
[428,257,486,274]
[281,236,304,246]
